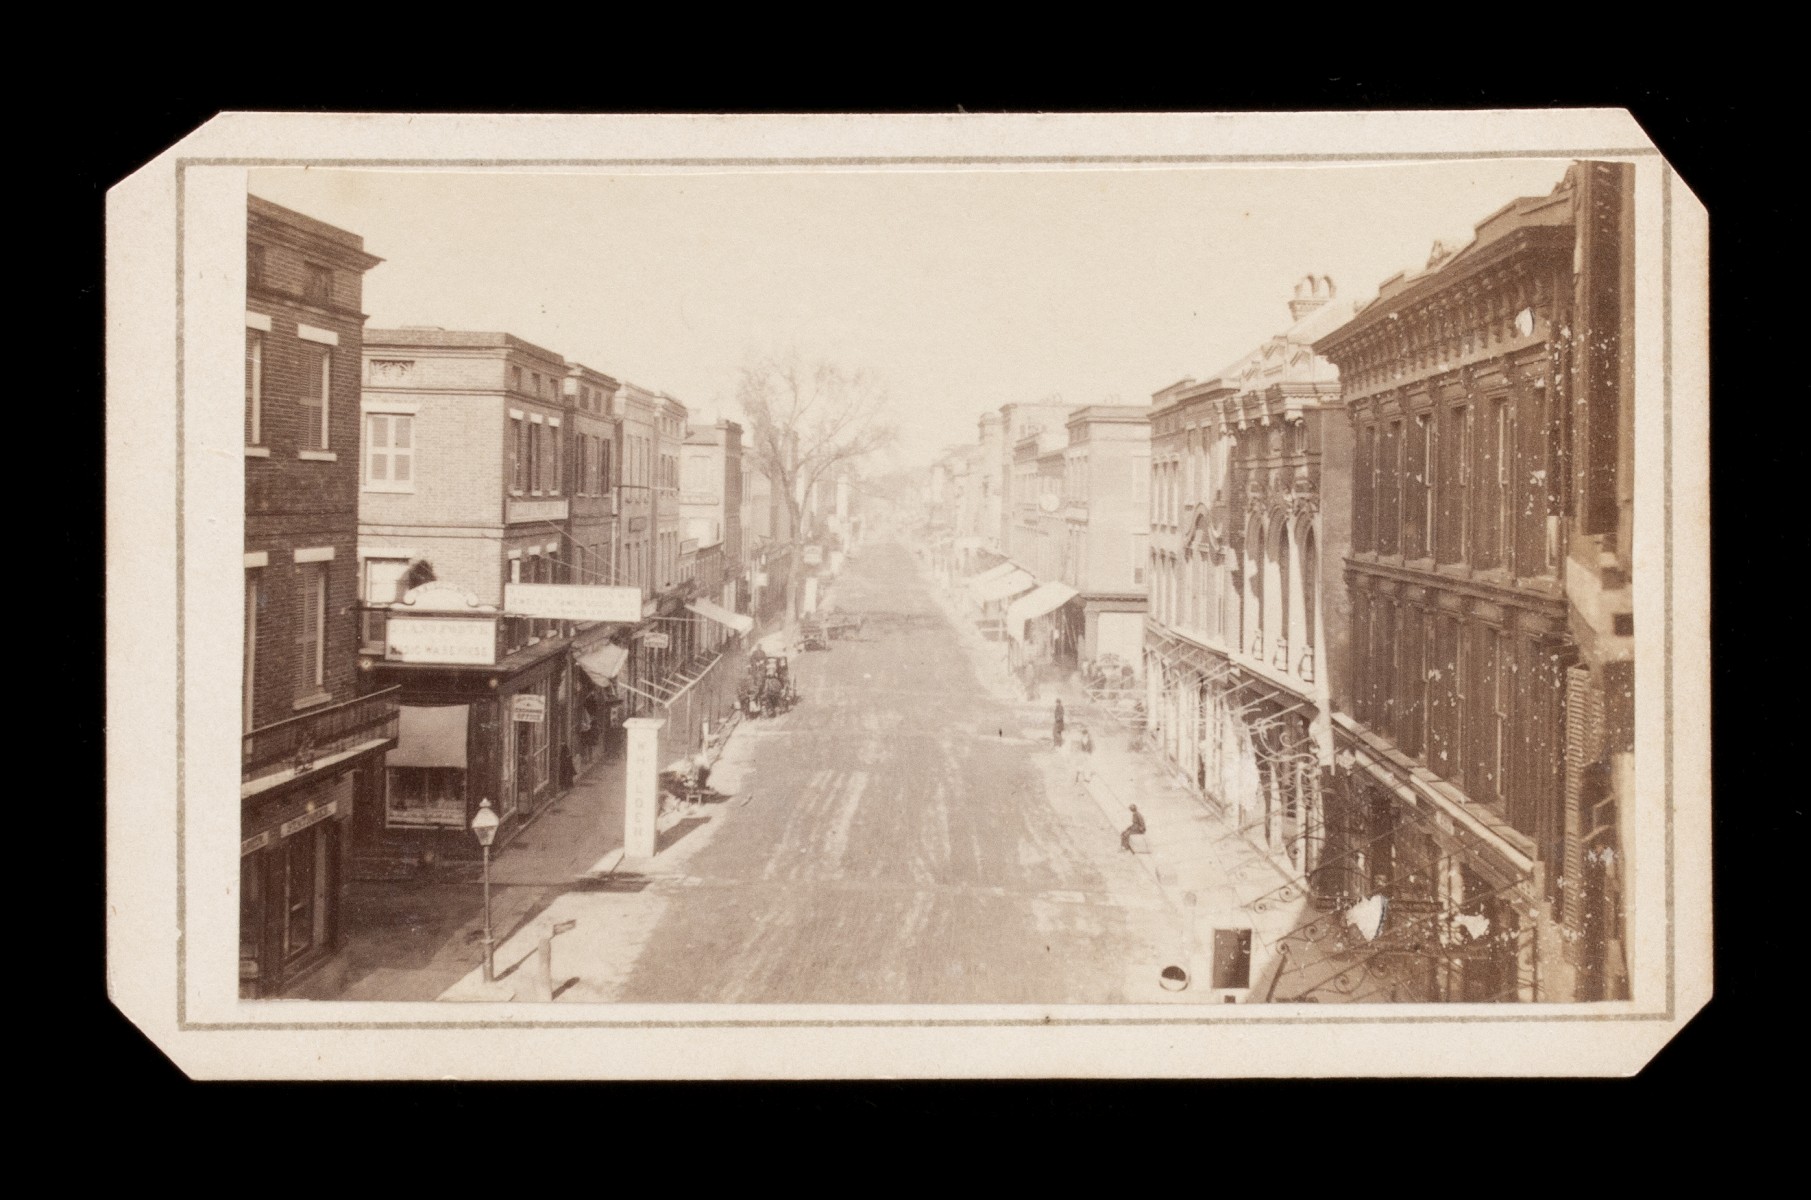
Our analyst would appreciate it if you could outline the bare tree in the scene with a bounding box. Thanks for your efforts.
[738,349,896,622]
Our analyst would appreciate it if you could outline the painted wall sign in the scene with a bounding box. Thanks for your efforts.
[642,632,670,650]
[279,799,338,838]
[511,694,547,723]
[506,497,570,524]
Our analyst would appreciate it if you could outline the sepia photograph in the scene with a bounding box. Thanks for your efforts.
[105,110,1710,1078]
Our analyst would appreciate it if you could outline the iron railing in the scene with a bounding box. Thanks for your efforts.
[243,685,401,786]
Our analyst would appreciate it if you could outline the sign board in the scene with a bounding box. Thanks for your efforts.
[279,799,339,839]
[754,571,770,588]
[623,717,664,859]
[505,582,642,623]
[506,497,570,525]
[511,694,546,723]
[241,830,274,857]
[642,632,670,650]
[803,545,824,566]
[385,615,498,665]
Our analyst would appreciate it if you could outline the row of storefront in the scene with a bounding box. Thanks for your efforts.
[349,579,752,876]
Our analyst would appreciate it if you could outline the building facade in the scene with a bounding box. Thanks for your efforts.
[242,196,397,997]
[354,329,590,873]
[1143,282,1351,915]
[1053,404,1150,674]
[1307,163,1635,1003]
[562,362,623,773]
[996,399,1073,554]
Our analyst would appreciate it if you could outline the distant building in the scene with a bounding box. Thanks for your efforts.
[242,196,395,998]
[1051,404,1150,674]
[563,361,622,776]
[996,399,1073,554]
[682,419,753,658]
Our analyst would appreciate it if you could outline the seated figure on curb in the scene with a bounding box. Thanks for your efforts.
[1120,804,1146,852]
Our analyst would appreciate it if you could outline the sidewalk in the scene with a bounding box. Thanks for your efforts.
[924,555,1310,1000]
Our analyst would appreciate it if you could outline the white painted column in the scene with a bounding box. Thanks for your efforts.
[623,716,665,859]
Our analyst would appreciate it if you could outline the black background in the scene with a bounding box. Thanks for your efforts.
[72,78,1761,1145]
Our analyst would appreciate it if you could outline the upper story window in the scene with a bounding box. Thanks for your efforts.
[509,415,526,493]
[248,243,267,289]
[303,263,333,305]
[511,366,524,394]
[299,346,331,451]
[245,331,264,446]
[364,413,414,492]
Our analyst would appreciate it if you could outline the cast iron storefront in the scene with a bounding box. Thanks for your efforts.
[1255,738,1541,1004]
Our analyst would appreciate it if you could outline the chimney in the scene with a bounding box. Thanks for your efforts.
[1288,275,1336,322]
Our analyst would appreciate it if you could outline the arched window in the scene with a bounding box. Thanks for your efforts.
[1246,515,1266,657]
[1271,519,1291,670]
[1300,524,1318,679]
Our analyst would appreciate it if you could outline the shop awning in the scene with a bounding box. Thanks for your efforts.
[1007,581,1079,642]
[576,644,629,687]
[974,568,1037,604]
[687,598,754,635]
[965,560,1019,585]
[387,704,470,769]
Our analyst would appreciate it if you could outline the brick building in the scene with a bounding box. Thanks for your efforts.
[353,329,591,872]
[1307,162,1635,1003]
[562,362,623,774]
[241,196,397,997]
[1044,403,1149,676]
[682,419,751,649]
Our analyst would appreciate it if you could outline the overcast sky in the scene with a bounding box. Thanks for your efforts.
[250,160,1571,468]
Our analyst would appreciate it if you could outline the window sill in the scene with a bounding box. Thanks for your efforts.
[298,450,338,462]
[363,484,416,494]
[292,692,334,711]
[245,446,270,458]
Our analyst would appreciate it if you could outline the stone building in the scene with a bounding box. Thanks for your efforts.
[1142,280,1350,895]
[1304,162,1636,1003]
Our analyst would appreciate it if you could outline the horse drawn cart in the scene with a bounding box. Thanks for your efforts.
[739,651,800,719]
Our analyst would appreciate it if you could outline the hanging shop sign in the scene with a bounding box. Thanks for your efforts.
[511,694,547,723]
[802,545,824,566]
[505,582,642,623]
[642,631,671,650]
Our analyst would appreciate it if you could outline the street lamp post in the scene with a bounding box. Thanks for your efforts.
[470,798,500,982]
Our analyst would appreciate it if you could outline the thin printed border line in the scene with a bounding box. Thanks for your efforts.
[178,149,1663,168]
[172,148,1675,1031]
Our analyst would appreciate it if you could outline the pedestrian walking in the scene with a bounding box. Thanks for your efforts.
[1052,698,1065,748]
[1120,804,1146,852]
[1073,725,1095,783]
